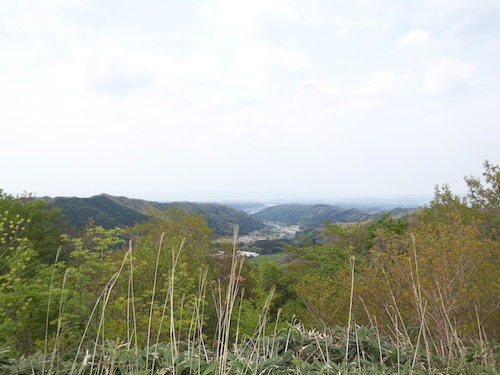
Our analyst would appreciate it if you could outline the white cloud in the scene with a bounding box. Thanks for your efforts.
[209,0,296,34]
[326,98,378,117]
[41,0,86,8]
[355,71,398,95]
[67,35,223,96]
[300,79,342,97]
[398,29,445,54]
[422,58,474,95]
[271,48,309,70]
[331,16,390,39]
[225,42,308,85]
[399,29,430,48]
[223,125,260,136]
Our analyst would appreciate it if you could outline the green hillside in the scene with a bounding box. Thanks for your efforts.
[253,203,414,227]
[46,195,149,229]
[165,201,265,236]
[44,194,265,235]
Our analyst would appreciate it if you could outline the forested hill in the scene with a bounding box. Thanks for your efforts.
[44,194,265,236]
[252,203,414,227]
[165,201,266,236]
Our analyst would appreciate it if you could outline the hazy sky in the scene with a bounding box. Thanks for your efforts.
[1,0,499,202]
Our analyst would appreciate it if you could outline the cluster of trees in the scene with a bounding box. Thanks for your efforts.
[282,161,500,349]
[0,192,275,355]
[0,161,499,358]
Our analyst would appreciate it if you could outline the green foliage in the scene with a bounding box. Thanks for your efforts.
[0,209,28,271]
[0,192,68,354]
[466,160,500,210]
[0,345,14,372]
[465,160,500,240]
[347,161,500,346]
[4,324,499,374]
[364,212,408,251]
[0,241,62,354]
[358,213,500,341]
[249,261,302,325]
[418,160,500,241]
[282,224,353,328]
[323,222,367,255]
[1,161,500,374]
[124,209,216,345]
[295,274,343,327]
[290,242,349,278]
[0,191,64,264]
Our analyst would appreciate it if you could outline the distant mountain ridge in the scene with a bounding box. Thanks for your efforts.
[252,203,415,227]
[44,194,266,236]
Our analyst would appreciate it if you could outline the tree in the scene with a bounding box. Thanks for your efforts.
[125,208,215,345]
[0,191,65,265]
[355,212,500,344]
[466,160,500,210]
[465,160,500,240]
[347,161,500,347]
[0,208,63,354]
[363,212,408,252]
[0,192,67,354]
[283,224,352,328]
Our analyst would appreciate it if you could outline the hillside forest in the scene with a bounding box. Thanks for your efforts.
[0,161,499,374]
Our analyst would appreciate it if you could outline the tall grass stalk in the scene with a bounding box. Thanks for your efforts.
[89,248,131,375]
[42,246,61,375]
[145,233,164,371]
[372,316,385,374]
[234,287,245,347]
[382,267,412,350]
[169,239,185,362]
[240,286,275,367]
[354,322,362,370]
[410,233,432,369]
[48,268,70,375]
[213,225,245,374]
[68,249,131,375]
[186,267,209,374]
[345,255,355,374]
[126,239,139,374]
[125,240,136,349]
[151,239,185,373]
[69,281,106,375]
[270,307,282,358]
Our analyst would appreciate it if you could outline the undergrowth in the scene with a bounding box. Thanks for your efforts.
[2,325,499,374]
[2,229,499,374]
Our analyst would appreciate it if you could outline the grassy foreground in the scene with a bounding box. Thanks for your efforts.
[1,234,499,374]
[1,323,498,374]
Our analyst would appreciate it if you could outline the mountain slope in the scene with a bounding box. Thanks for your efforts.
[46,195,149,229]
[45,194,265,235]
[163,201,265,236]
[253,204,398,227]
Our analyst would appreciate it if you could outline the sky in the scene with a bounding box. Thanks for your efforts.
[1,0,499,202]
